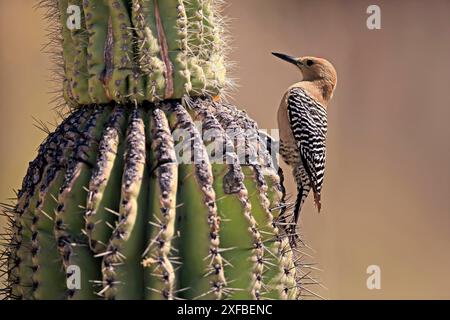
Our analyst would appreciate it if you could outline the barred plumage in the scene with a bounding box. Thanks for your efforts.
[272,53,337,244]
[284,87,327,222]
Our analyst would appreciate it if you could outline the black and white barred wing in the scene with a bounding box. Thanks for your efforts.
[287,88,328,210]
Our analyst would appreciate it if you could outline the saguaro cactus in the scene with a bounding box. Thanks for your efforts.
[0,0,307,300]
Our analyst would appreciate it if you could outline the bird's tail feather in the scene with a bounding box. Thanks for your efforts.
[289,185,309,247]
[313,190,322,213]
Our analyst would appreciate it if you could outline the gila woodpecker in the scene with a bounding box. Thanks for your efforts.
[272,52,337,239]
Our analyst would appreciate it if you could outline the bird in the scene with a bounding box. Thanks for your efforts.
[272,52,337,243]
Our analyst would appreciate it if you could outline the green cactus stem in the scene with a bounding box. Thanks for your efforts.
[0,0,316,300]
[53,0,228,106]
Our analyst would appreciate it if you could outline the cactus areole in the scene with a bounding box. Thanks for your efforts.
[1,0,306,300]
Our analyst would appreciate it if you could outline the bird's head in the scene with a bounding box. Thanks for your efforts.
[272,52,337,92]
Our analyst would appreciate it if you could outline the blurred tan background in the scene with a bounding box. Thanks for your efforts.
[1,0,450,299]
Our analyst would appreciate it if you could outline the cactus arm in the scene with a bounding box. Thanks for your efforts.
[101,109,149,299]
[142,108,178,300]
[83,0,111,103]
[85,107,127,254]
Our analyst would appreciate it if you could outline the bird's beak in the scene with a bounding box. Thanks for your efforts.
[272,52,302,66]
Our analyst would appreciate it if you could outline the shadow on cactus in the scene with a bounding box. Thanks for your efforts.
[0,0,316,300]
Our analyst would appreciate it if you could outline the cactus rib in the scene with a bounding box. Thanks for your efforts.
[131,0,166,101]
[54,107,108,299]
[100,108,149,299]
[143,108,178,299]
[84,0,111,103]
[189,100,262,299]
[85,107,127,254]
[167,102,226,299]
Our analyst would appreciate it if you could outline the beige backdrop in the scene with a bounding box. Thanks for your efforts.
[1,0,449,299]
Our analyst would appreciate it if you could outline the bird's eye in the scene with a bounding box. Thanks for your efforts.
[306,59,314,66]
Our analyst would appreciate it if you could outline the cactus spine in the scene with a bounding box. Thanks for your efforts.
[0,0,311,300]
